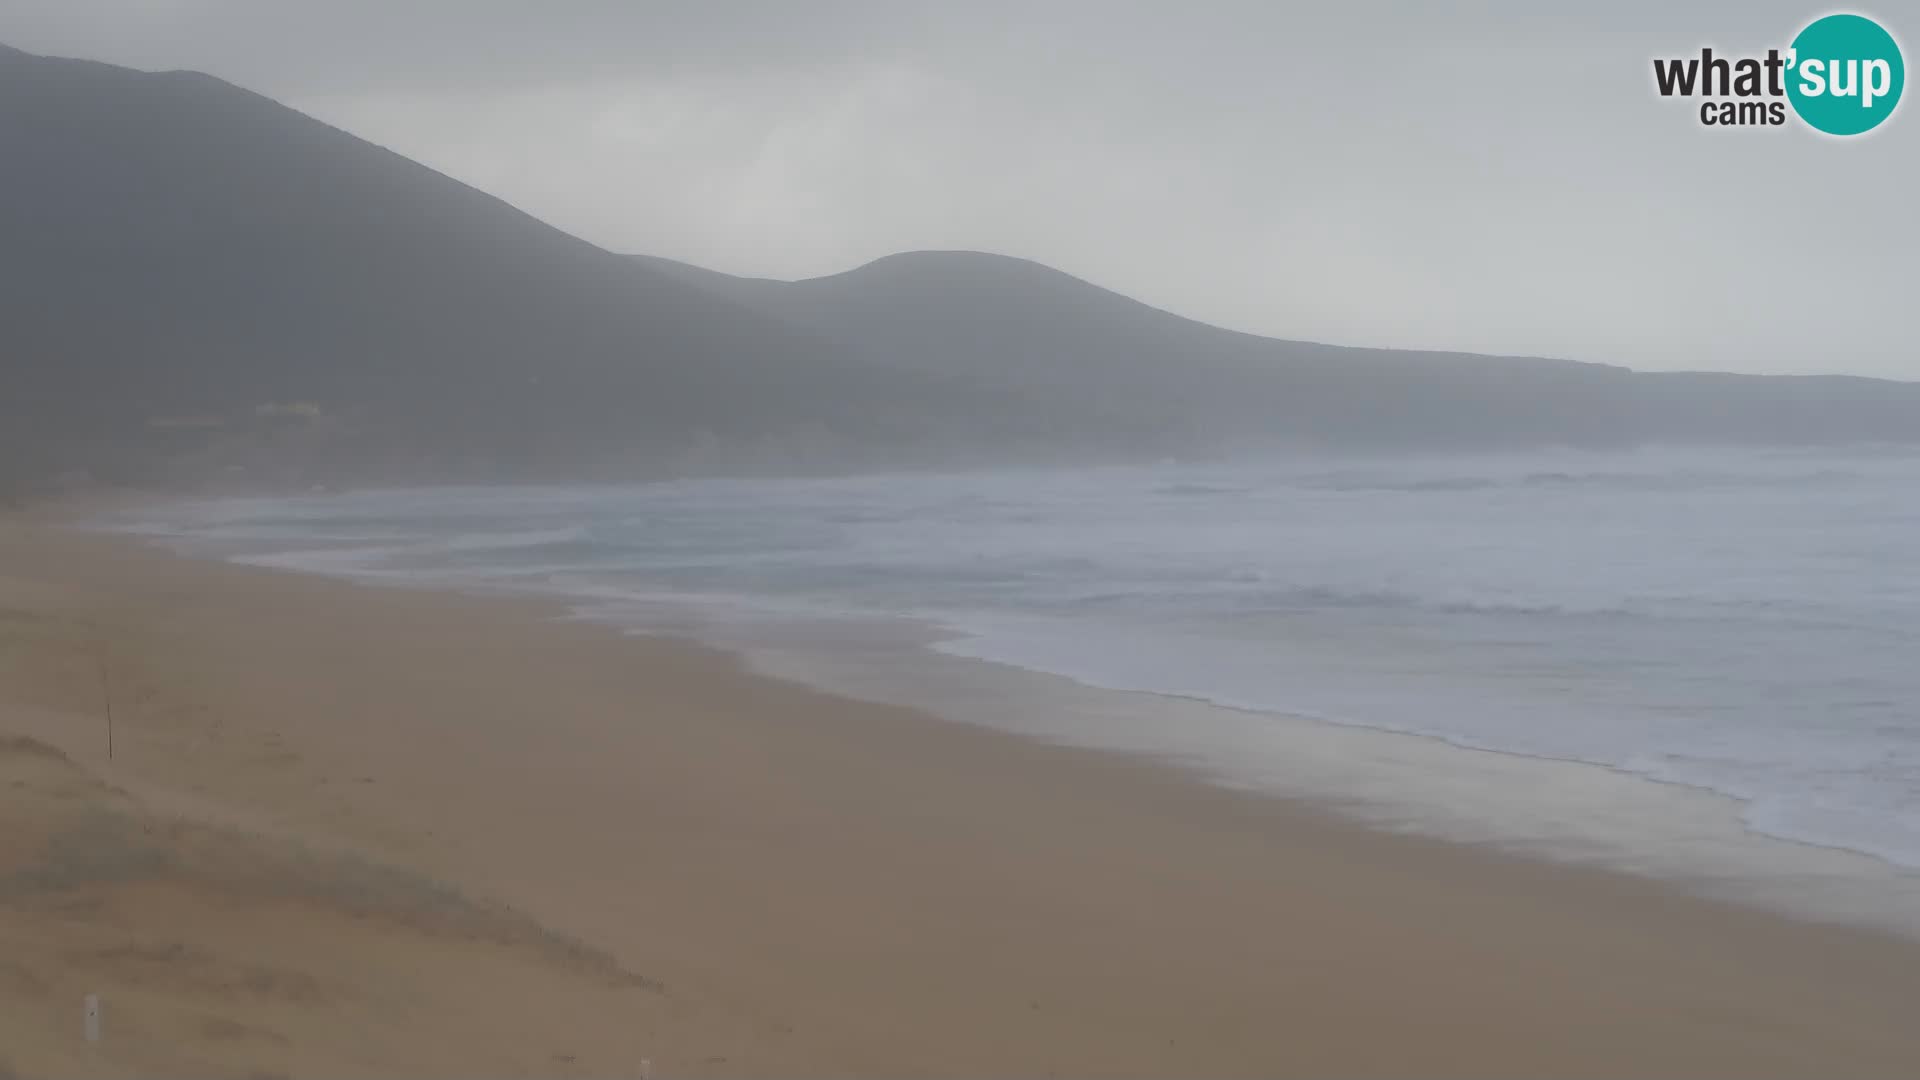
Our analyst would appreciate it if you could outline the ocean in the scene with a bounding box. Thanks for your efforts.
[113,447,1920,932]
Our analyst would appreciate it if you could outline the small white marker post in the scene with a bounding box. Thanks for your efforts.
[83,993,101,1044]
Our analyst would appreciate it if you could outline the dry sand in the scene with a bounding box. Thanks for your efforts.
[5,517,1920,1078]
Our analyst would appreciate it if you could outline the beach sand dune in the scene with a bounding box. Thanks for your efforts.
[5,518,1920,1077]
[0,714,661,1078]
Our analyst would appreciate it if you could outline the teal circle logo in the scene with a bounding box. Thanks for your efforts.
[1787,13,1904,135]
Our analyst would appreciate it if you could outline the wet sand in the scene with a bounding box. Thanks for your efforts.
[5,517,1920,1077]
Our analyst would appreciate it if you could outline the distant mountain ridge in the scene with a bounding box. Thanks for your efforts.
[2,43,1916,498]
[637,249,1920,451]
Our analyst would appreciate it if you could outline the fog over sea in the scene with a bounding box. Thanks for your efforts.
[116,448,1920,930]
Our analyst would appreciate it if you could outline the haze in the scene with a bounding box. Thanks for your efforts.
[3,0,1911,379]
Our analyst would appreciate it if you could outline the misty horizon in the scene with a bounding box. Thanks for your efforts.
[2,0,1912,381]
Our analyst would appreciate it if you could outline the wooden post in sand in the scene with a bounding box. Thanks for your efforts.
[83,993,101,1044]
[94,638,114,761]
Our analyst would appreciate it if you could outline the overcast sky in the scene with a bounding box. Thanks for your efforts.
[2,1,1913,377]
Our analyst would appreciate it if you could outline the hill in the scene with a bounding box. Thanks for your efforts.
[641,249,1920,452]
[0,44,1024,494]
[3,43,1917,498]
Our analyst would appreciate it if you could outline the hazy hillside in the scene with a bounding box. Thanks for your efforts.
[0,44,1029,494]
[3,43,1917,498]
[637,250,1920,452]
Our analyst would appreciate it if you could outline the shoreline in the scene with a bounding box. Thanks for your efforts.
[920,626,1920,882]
[106,481,1920,916]
[8,519,1920,1075]
[554,586,1920,939]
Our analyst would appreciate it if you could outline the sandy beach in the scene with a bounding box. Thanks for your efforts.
[5,516,1920,1078]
